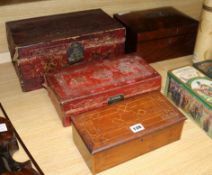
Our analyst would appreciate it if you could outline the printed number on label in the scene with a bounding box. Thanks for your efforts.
[130,123,144,133]
[0,123,8,132]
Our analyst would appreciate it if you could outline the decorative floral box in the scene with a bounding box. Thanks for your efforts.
[165,66,212,138]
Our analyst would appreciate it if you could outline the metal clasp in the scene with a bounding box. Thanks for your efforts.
[67,42,84,64]
[108,94,124,105]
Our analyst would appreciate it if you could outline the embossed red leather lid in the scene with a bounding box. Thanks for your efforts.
[46,54,161,102]
[71,91,186,154]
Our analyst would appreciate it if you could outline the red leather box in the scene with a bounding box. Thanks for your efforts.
[46,54,161,126]
[6,9,125,91]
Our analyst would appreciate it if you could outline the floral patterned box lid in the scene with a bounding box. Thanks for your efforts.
[168,66,212,110]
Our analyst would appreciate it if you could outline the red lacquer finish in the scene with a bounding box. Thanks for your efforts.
[6,9,125,91]
[46,54,161,126]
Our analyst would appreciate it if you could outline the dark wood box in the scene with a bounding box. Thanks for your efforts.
[6,9,125,91]
[71,91,186,174]
[193,60,212,78]
[114,7,198,63]
[46,54,161,126]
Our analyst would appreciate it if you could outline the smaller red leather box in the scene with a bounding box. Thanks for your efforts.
[45,54,161,126]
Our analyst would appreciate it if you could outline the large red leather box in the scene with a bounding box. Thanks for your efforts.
[114,7,198,63]
[6,9,125,91]
[46,54,161,126]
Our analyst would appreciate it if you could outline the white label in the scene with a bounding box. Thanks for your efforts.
[130,123,145,133]
[0,123,8,132]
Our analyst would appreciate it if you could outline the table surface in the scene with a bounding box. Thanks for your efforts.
[0,55,211,175]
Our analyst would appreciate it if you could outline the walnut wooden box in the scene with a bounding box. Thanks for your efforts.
[6,9,125,91]
[71,91,186,174]
[46,54,161,126]
[114,7,198,63]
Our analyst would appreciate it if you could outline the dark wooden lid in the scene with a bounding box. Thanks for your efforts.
[46,54,160,103]
[6,9,124,47]
[71,91,186,154]
[114,7,198,41]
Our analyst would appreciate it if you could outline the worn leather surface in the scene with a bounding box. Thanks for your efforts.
[6,9,124,46]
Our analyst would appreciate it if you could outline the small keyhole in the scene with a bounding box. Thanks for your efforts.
[140,138,143,142]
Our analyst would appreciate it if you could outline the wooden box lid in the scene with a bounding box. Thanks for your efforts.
[114,7,198,42]
[71,91,186,154]
[6,9,124,56]
[46,54,161,103]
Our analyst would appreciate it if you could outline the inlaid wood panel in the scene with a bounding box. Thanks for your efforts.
[71,91,186,174]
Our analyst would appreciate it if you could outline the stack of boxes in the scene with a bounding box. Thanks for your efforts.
[6,7,202,174]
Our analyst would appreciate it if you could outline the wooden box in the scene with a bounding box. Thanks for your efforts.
[71,91,186,174]
[6,9,125,91]
[114,7,198,63]
[165,66,212,138]
[46,54,161,126]
[193,60,212,78]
